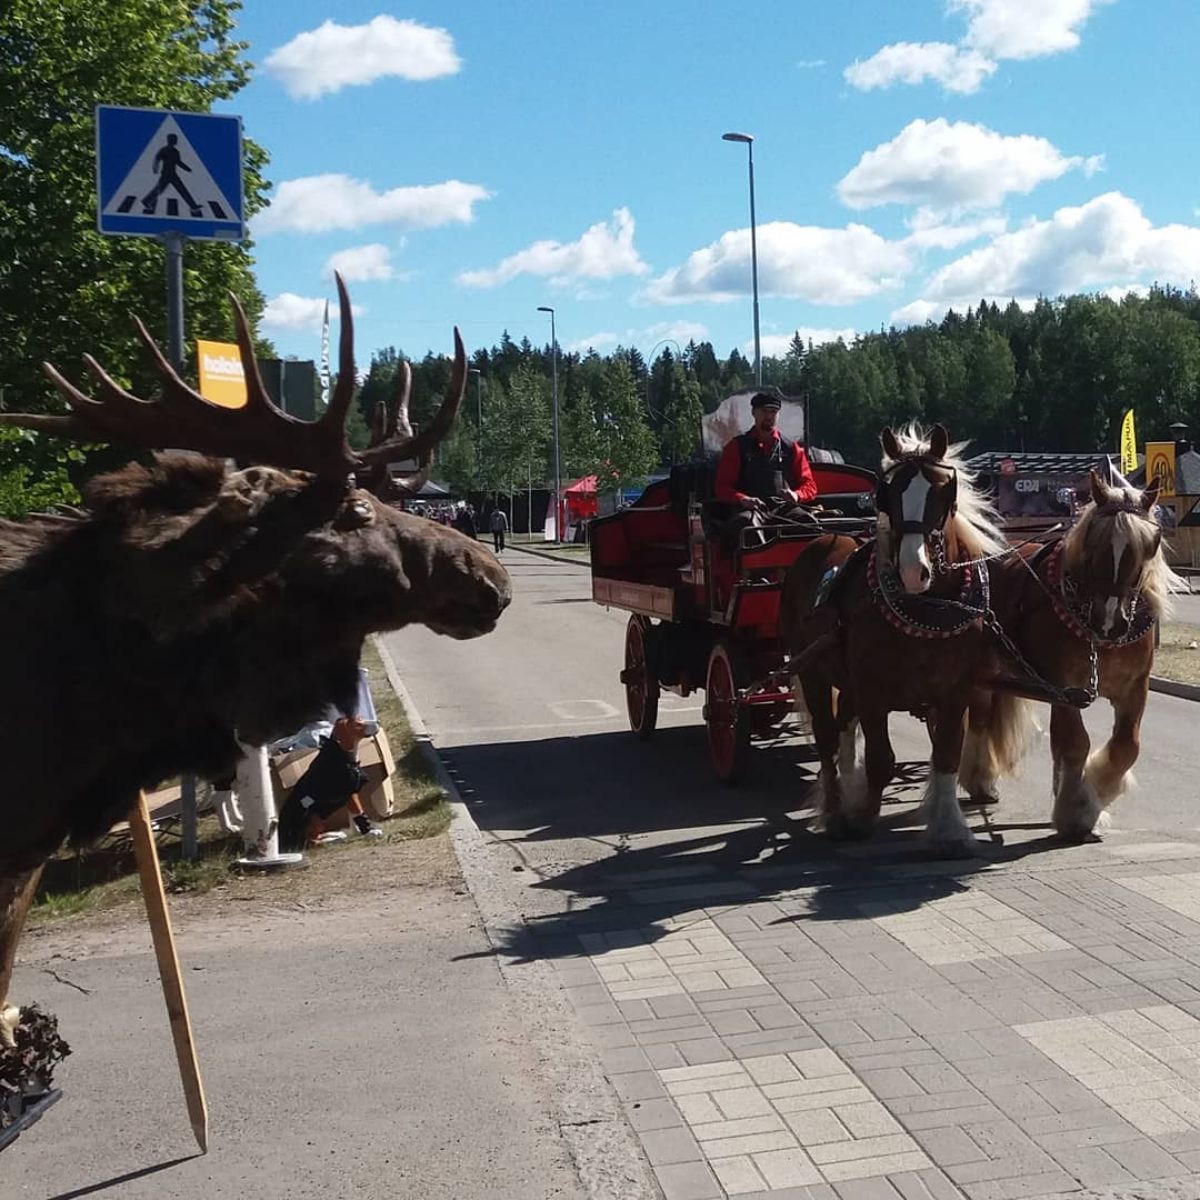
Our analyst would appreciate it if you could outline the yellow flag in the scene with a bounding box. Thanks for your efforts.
[1119,408,1137,476]
[196,339,247,409]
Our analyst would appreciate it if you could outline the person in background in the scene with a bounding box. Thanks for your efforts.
[489,506,509,553]
[278,716,384,849]
[453,502,478,539]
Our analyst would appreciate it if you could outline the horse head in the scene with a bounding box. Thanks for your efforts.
[1065,470,1169,638]
[877,424,959,594]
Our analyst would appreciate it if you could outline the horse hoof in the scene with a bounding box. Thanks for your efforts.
[964,792,1000,809]
[927,835,979,860]
[825,811,873,842]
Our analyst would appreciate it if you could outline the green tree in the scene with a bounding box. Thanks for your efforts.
[0,1,271,458]
[661,365,704,463]
[0,427,87,518]
[597,359,656,492]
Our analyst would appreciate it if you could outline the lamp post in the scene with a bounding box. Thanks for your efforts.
[537,305,562,542]
[468,367,483,494]
[722,131,762,386]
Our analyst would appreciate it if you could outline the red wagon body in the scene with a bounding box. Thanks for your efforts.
[590,462,877,781]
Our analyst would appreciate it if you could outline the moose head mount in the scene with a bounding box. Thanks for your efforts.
[0,275,510,866]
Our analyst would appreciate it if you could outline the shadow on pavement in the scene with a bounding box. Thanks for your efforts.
[44,1155,200,1199]
[442,725,1073,964]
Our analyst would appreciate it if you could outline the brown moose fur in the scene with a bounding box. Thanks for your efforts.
[0,452,510,876]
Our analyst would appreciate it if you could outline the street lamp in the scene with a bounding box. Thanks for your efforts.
[468,368,484,494]
[537,305,562,543]
[722,131,762,386]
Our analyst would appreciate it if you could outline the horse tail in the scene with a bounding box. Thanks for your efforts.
[987,691,1035,778]
[961,689,1035,800]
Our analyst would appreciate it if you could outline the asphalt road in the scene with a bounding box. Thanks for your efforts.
[384,548,1200,895]
[6,880,587,1199]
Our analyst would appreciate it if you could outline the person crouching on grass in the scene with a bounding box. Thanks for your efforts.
[278,716,384,849]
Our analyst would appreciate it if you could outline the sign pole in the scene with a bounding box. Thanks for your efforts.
[163,229,199,862]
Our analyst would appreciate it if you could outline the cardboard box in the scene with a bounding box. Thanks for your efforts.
[268,728,396,826]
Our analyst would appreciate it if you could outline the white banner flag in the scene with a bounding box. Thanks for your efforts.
[319,298,330,407]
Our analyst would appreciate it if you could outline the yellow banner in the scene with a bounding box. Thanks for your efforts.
[1119,409,1138,476]
[196,339,247,409]
[1145,441,1176,499]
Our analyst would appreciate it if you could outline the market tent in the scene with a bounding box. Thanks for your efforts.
[563,476,598,521]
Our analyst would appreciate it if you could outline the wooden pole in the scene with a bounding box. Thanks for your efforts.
[129,791,209,1153]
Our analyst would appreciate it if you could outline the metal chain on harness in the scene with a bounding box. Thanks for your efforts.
[980,607,1099,709]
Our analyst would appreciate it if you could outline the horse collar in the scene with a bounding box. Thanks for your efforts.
[1044,540,1154,647]
[868,550,990,639]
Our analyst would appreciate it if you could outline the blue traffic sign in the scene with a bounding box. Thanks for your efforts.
[96,105,244,241]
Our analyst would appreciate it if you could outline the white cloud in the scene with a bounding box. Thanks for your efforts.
[760,328,857,356]
[266,16,460,101]
[844,42,996,94]
[902,211,1009,250]
[262,293,365,332]
[895,192,1200,321]
[567,332,619,354]
[956,0,1113,61]
[323,243,395,282]
[641,320,710,346]
[457,208,650,288]
[838,119,1102,212]
[256,175,491,235]
[845,0,1113,94]
[644,221,912,307]
[796,58,826,69]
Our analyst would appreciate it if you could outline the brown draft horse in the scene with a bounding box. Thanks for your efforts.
[968,470,1181,839]
[782,425,1023,856]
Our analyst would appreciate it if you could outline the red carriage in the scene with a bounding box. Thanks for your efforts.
[590,457,876,783]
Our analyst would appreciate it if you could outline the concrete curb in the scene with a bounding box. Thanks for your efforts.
[1150,675,1200,702]
[507,542,591,568]
[372,634,660,1200]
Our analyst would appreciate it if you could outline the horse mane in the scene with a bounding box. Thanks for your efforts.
[882,423,1007,557]
[1065,490,1185,620]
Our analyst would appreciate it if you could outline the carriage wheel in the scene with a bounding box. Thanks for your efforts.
[623,616,659,740]
[705,642,751,785]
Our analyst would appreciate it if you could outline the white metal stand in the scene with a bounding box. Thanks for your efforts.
[230,743,306,871]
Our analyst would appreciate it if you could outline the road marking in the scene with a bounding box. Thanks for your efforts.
[549,699,620,720]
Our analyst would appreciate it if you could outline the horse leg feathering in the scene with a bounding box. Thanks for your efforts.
[1050,706,1101,840]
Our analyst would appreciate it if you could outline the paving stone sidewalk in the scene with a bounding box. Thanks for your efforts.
[514,821,1200,1200]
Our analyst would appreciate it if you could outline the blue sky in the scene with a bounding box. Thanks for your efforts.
[224,0,1200,368]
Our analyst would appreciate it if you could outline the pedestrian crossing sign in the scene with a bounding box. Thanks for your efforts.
[96,105,244,241]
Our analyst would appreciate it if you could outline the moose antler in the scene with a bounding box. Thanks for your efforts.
[360,360,430,499]
[0,273,464,482]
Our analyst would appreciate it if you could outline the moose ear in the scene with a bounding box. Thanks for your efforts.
[1089,469,1108,507]
[881,427,902,460]
[929,424,949,461]
[1141,477,1161,511]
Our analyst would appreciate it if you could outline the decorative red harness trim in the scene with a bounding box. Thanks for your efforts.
[1042,540,1154,648]
[867,549,989,640]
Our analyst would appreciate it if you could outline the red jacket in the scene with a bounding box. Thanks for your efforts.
[715,430,817,504]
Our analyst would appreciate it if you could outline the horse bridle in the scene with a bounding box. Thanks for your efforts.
[1068,498,1161,606]
[875,455,958,575]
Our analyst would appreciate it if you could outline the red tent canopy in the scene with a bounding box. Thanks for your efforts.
[562,475,598,521]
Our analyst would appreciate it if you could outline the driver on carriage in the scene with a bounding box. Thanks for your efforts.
[715,391,817,541]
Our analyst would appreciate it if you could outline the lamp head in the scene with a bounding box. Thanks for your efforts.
[722,132,753,143]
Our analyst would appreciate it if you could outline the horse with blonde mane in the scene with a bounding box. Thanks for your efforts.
[968,469,1181,839]
[782,424,1021,856]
